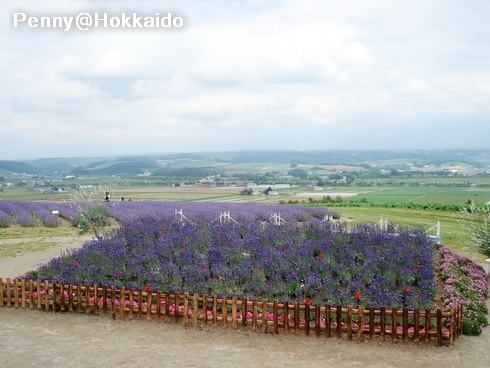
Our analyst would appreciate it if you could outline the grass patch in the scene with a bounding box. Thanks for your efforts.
[0,226,80,240]
[0,240,59,258]
[352,186,490,205]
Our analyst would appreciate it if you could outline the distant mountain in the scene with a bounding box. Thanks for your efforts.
[0,160,37,174]
[227,149,490,166]
[3,149,489,175]
[25,157,110,173]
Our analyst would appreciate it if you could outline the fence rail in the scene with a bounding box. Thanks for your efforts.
[0,278,462,346]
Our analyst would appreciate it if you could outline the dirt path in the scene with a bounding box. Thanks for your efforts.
[1,236,489,367]
[0,235,93,279]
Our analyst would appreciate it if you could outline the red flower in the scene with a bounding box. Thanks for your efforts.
[304,297,311,304]
[413,265,420,273]
[145,284,152,292]
[403,286,410,293]
[317,252,325,260]
[200,265,207,270]
[354,291,362,300]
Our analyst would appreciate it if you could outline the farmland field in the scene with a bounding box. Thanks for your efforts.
[2,181,490,204]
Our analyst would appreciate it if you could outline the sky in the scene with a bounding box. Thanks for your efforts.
[2,0,490,160]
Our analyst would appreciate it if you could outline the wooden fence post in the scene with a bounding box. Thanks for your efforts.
[304,302,310,336]
[28,280,34,309]
[21,279,26,309]
[232,296,238,329]
[391,308,397,343]
[252,298,258,330]
[93,284,99,315]
[68,283,73,312]
[424,309,431,343]
[413,308,420,342]
[128,288,134,319]
[325,305,331,337]
[120,287,126,320]
[293,302,300,335]
[85,284,90,313]
[111,286,116,320]
[369,307,375,340]
[52,281,58,313]
[44,280,49,312]
[357,306,364,342]
[402,307,408,342]
[212,294,218,326]
[202,294,208,325]
[36,280,42,310]
[193,293,199,327]
[284,302,289,334]
[261,299,267,333]
[347,305,353,340]
[183,292,189,327]
[436,309,442,346]
[241,297,248,328]
[222,295,228,328]
[336,306,342,338]
[6,279,11,306]
[137,289,143,320]
[380,307,386,341]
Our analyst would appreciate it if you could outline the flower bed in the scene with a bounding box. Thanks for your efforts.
[25,203,435,310]
[438,246,488,335]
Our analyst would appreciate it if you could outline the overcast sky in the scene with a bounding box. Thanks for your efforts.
[2,0,489,160]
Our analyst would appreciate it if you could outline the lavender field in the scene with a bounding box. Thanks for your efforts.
[19,201,436,310]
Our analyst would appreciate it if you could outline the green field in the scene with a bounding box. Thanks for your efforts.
[276,185,490,205]
[348,186,490,205]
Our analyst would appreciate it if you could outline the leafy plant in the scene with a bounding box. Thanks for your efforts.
[458,202,490,257]
[67,184,113,237]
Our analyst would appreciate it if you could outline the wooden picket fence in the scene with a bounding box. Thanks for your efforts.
[0,278,462,346]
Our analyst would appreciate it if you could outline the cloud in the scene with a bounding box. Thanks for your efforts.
[1,0,489,159]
